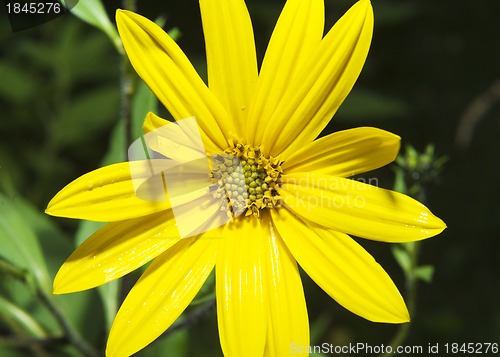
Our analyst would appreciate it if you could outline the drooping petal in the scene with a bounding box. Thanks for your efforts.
[271,208,409,323]
[45,162,170,222]
[142,112,209,162]
[262,214,309,355]
[200,0,258,134]
[143,111,170,135]
[216,217,267,357]
[283,127,400,177]
[106,234,220,357]
[248,0,324,146]
[53,210,180,294]
[279,172,446,242]
[262,0,374,158]
[116,10,235,151]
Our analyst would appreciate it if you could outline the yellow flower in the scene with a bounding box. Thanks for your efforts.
[46,0,446,356]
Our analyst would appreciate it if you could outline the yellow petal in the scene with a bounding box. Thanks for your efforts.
[248,0,324,147]
[46,162,170,222]
[279,172,446,242]
[106,235,219,357]
[262,0,374,158]
[53,210,180,294]
[171,191,231,239]
[116,10,235,152]
[143,110,170,135]
[216,217,267,357]
[283,127,400,177]
[272,208,409,323]
[200,0,257,134]
[141,112,208,162]
[262,214,309,355]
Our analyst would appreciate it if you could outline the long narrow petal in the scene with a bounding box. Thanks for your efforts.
[279,172,446,242]
[247,0,324,146]
[263,214,309,355]
[142,112,209,162]
[262,0,373,158]
[272,208,409,323]
[106,235,220,357]
[283,127,400,177]
[216,217,267,357]
[45,162,170,222]
[170,191,231,239]
[53,210,180,294]
[200,0,257,134]
[116,10,235,151]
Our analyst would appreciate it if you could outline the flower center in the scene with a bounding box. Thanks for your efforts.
[210,141,283,218]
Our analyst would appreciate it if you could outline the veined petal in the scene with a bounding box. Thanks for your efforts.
[216,217,267,357]
[271,208,409,323]
[53,210,180,294]
[45,162,170,222]
[248,0,324,146]
[171,191,231,239]
[106,234,220,357]
[263,214,309,356]
[279,172,446,242]
[200,0,257,134]
[143,110,170,135]
[116,10,235,151]
[283,127,400,177]
[142,112,209,162]
[262,0,374,158]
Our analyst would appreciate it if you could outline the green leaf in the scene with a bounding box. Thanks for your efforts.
[148,329,189,357]
[75,219,119,331]
[0,61,37,102]
[392,245,412,276]
[167,27,182,41]
[102,120,127,166]
[415,265,435,283]
[0,194,52,293]
[66,0,122,53]
[0,295,47,338]
[310,312,332,345]
[392,167,408,194]
[0,346,23,357]
[55,85,120,147]
[132,80,159,139]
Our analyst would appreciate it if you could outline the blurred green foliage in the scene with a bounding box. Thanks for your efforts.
[1,0,499,356]
[0,13,120,208]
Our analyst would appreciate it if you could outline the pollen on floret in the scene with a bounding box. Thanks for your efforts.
[210,141,283,218]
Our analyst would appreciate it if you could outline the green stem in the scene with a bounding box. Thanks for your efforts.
[38,290,101,357]
[0,258,28,281]
[119,0,137,147]
[0,259,98,356]
[0,335,65,347]
[120,55,134,146]
[115,0,138,312]
[381,243,420,357]
[382,175,428,357]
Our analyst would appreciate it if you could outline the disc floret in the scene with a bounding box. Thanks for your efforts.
[210,141,283,217]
